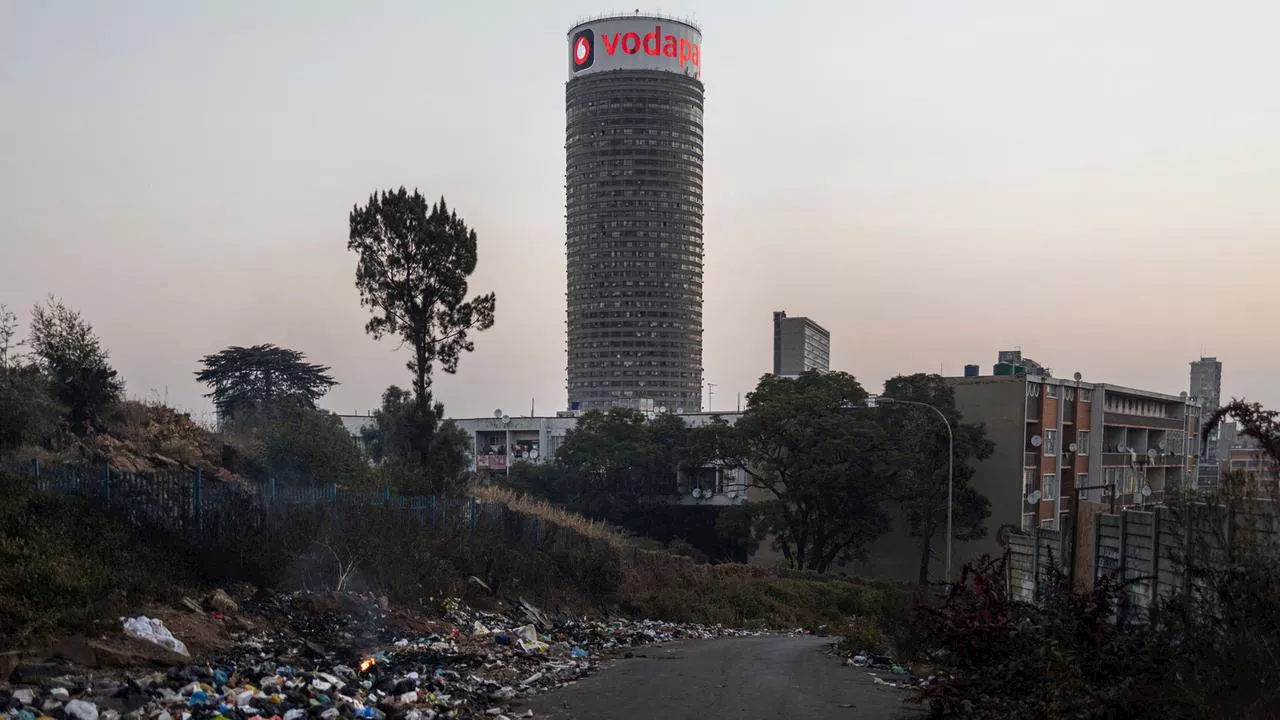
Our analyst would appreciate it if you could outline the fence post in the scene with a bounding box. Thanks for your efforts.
[470,497,477,537]
[1151,509,1162,607]
[31,458,39,478]
[103,464,111,507]
[269,477,277,506]
[383,487,391,507]
[330,483,338,506]
[193,468,203,531]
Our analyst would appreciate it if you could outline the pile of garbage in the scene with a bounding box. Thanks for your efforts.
[1,589,765,719]
[843,650,935,690]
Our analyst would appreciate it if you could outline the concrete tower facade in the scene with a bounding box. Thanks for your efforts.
[564,14,705,413]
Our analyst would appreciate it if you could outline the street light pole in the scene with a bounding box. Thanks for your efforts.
[870,396,956,584]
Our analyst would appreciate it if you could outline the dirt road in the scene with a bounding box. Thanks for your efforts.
[518,635,925,719]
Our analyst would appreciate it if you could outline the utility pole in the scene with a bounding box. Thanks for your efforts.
[706,382,717,410]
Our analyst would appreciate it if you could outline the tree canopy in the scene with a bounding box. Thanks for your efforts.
[347,189,496,474]
[260,404,368,488]
[195,344,337,426]
[707,371,898,573]
[361,384,471,495]
[878,373,995,584]
[27,296,123,433]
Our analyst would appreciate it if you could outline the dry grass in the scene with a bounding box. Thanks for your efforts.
[470,484,633,550]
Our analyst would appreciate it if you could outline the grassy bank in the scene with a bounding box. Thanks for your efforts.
[0,472,194,646]
[1,473,910,644]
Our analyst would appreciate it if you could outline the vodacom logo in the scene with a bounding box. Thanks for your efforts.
[571,28,595,70]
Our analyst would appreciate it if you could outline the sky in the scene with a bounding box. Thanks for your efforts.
[2,0,1278,425]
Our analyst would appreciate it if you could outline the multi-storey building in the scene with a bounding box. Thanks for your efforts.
[1190,356,1223,486]
[771,311,830,377]
[947,372,1202,544]
[564,14,706,413]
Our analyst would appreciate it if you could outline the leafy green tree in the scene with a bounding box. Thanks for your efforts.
[27,296,123,433]
[0,305,22,371]
[708,371,897,573]
[878,373,994,585]
[361,385,417,465]
[347,189,496,476]
[550,408,689,519]
[195,344,337,426]
[361,385,471,495]
[262,404,368,488]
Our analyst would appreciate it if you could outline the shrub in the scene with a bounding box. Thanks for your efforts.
[0,472,191,645]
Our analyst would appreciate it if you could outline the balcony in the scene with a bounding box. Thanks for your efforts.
[1101,451,1188,468]
[1024,452,1039,468]
[1102,412,1184,431]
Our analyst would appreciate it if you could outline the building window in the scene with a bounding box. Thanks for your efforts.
[1043,474,1058,499]
[1077,473,1088,498]
[1023,468,1037,494]
[1041,518,1057,530]
[1078,430,1090,454]
[1045,429,1058,455]
[1046,384,1059,398]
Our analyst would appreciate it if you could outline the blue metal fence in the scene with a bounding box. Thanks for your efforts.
[3,460,556,549]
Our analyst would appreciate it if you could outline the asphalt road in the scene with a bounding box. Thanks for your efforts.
[518,635,926,720]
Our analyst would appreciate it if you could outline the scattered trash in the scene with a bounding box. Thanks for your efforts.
[1,590,766,719]
[121,616,189,656]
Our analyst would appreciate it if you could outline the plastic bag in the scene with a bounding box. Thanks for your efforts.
[122,616,189,656]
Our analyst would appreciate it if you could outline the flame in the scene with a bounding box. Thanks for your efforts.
[360,657,376,672]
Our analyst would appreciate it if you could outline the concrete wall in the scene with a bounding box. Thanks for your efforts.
[948,376,1028,564]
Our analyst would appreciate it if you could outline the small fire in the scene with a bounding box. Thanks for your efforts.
[360,657,376,673]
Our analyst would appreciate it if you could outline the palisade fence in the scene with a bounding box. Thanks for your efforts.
[1007,500,1280,617]
[2,460,593,554]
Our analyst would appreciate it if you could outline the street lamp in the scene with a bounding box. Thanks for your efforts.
[845,395,956,584]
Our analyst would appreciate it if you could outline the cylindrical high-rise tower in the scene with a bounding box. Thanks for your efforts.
[564,13,704,414]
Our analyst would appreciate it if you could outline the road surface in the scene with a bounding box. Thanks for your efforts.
[519,635,925,720]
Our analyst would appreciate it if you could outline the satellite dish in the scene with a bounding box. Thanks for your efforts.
[1073,372,1082,381]
[1068,442,1079,453]
[676,408,685,415]
[1030,435,1043,448]
[1026,490,1043,505]
[1147,448,1158,461]
[493,409,502,418]
[658,406,668,414]
[691,488,703,499]
[1141,485,1153,498]
[529,449,539,460]
[500,414,511,426]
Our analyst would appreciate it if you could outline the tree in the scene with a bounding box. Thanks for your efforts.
[261,404,368,488]
[879,373,994,585]
[360,385,469,495]
[27,296,123,433]
[195,344,337,426]
[0,305,62,454]
[709,371,896,573]
[549,408,688,519]
[0,305,21,371]
[347,188,496,474]
[361,385,417,465]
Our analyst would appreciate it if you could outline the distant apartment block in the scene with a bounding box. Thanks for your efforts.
[1189,356,1224,486]
[945,367,1201,557]
[772,311,830,377]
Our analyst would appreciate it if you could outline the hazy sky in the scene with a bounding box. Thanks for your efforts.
[3,0,1277,424]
